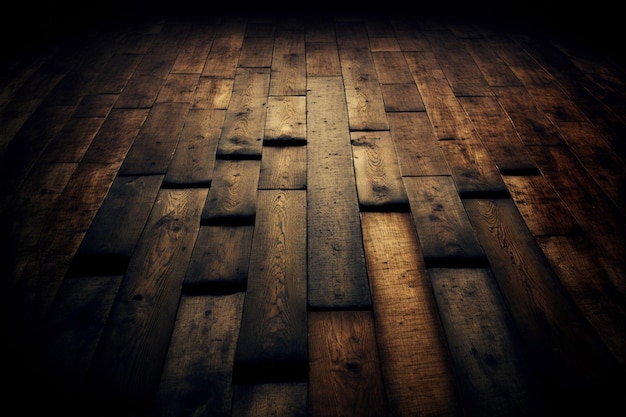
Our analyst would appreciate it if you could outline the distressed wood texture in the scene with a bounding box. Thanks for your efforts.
[2,12,625,417]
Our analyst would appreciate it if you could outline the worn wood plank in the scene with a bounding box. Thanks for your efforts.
[183,225,254,293]
[264,96,306,144]
[350,130,408,210]
[89,53,142,94]
[386,111,450,176]
[38,116,105,163]
[171,24,215,75]
[154,73,200,104]
[462,37,523,87]
[191,77,233,110]
[72,174,163,274]
[380,83,425,112]
[269,28,306,96]
[118,102,190,175]
[150,293,244,417]
[371,51,414,84]
[201,20,246,78]
[113,72,165,108]
[258,145,307,190]
[231,383,307,417]
[201,159,260,225]
[404,176,486,267]
[239,36,274,68]
[464,198,624,416]
[216,68,270,159]
[429,268,551,417]
[163,109,225,188]
[72,93,117,118]
[84,188,207,413]
[361,212,462,416]
[308,311,387,417]
[305,41,341,77]
[233,190,307,383]
[306,76,370,309]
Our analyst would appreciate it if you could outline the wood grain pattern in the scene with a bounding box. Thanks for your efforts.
[258,145,307,190]
[264,96,306,144]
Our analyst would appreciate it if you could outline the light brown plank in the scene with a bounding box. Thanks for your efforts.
[201,20,246,78]
[264,96,306,144]
[305,41,341,77]
[171,24,215,75]
[361,212,462,416]
[239,37,274,68]
[269,28,306,96]
[308,311,387,417]
[191,77,234,110]
[258,145,307,190]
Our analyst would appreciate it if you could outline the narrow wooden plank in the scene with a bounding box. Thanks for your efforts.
[231,383,307,417]
[238,37,274,68]
[89,53,143,94]
[191,77,233,110]
[502,174,581,236]
[386,112,450,176]
[404,176,486,267]
[380,83,425,112]
[371,51,414,84]
[183,225,254,293]
[71,174,163,274]
[38,116,105,163]
[171,24,215,75]
[390,17,431,52]
[81,108,150,164]
[429,268,551,417]
[308,311,387,417]
[270,28,306,96]
[305,41,341,77]
[84,188,207,412]
[264,96,306,144]
[361,212,462,416]
[201,20,246,78]
[258,145,307,190]
[150,293,245,417]
[154,73,200,104]
[368,37,401,52]
[537,235,626,369]
[163,109,225,188]
[459,96,538,174]
[113,72,165,108]
[350,130,408,210]
[117,102,189,175]
[306,76,370,309]
[201,159,260,225]
[462,37,523,88]
[233,190,307,383]
[216,68,270,159]
[33,275,122,411]
[464,198,624,416]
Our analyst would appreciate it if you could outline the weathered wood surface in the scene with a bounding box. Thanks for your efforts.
[2,12,625,417]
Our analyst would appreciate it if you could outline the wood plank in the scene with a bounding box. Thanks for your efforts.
[269,28,306,96]
[231,383,307,417]
[264,96,306,144]
[72,93,117,118]
[386,111,450,176]
[150,293,245,417]
[258,145,307,190]
[380,83,425,112]
[459,96,538,174]
[308,311,387,417]
[233,190,307,383]
[117,102,189,175]
[113,72,165,108]
[154,73,199,104]
[305,41,341,77]
[350,130,408,210]
[404,176,486,267]
[81,108,150,164]
[89,53,143,94]
[429,268,551,417]
[306,76,370,309]
[215,68,270,159]
[84,188,207,412]
[71,174,163,274]
[238,37,274,68]
[183,225,254,293]
[191,77,233,110]
[371,51,414,84]
[171,24,215,75]
[201,20,246,78]
[462,37,523,87]
[163,109,225,188]
[38,116,105,163]
[463,198,624,416]
[201,159,260,225]
[361,212,462,416]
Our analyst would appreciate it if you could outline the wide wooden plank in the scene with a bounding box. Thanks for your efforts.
[183,225,254,293]
[361,212,462,416]
[306,76,370,309]
[215,68,270,159]
[404,176,486,267]
[171,24,215,75]
[163,109,225,188]
[386,111,450,176]
[201,159,260,225]
[154,73,200,104]
[258,145,307,190]
[231,383,307,417]
[233,190,307,383]
[305,41,341,77]
[89,53,142,94]
[269,28,306,96]
[38,116,105,163]
[84,188,207,412]
[72,174,163,274]
[350,130,408,210]
[308,311,387,417]
[239,37,274,68]
[191,77,233,110]
[201,20,246,78]
[264,96,306,144]
[150,293,245,417]
[117,102,190,175]
[463,198,624,416]
[380,83,425,112]
[462,37,523,88]
[429,268,551,417]
[371,51,414,84]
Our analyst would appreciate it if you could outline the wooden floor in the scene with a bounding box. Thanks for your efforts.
[1,9,625,417]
